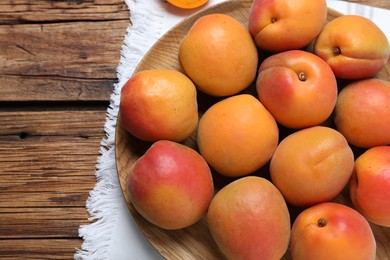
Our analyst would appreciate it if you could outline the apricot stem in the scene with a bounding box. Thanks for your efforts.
[318,218,327,227]
[271,17,277,23]
[298,72,307,81]
[333,47,341,55]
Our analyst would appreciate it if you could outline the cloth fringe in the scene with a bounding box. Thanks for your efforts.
[74,1,166,259]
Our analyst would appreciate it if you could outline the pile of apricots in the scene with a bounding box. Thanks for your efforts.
[119,0,390,259]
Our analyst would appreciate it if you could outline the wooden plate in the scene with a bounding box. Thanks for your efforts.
[115,1,390,259]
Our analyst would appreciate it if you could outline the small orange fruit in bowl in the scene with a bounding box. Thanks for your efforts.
[167,0,208,9]
[270,126,354,207]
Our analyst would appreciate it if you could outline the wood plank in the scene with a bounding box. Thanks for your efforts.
[0,239,82,260]
[0,138,100,207]
[0,0,129,102]
[0,77,115,102]
[0,110,108,135]
[0,19,127,102]
[0,207,90,239]
[0,1,124,258]
[0,109,104,255]
[0,21,126,79]
[0,0,129,23]
[0,110,107,207]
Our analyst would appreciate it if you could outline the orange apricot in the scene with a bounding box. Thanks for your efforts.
[167,0,208,9]
[197,94,278,177]
[270,126,354,207]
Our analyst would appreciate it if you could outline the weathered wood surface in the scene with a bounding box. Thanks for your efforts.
[0,0,129,102]
[0,0,129,259]
[0,239,83,260]
[0,0,388,259]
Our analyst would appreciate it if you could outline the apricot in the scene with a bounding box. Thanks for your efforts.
[120,69,198,142]
[314,15,390,79]
[179,14,258,96]
[350,146,390,227]
[270,126,354,207]
[249,0,327,52]
[197,94,278,177]
[334,78,390,148]
[127,140,214,230]
[290,202,376,260]
[207,176,291,260]
[256,50,338,129]
[167,0,208,9]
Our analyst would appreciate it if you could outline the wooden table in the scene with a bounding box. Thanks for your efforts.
[0,1,388,259]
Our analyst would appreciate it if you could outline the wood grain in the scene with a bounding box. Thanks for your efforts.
[0,110,105,249]
[0,208,90,239]
[0,239,83,260]
[0,1,127,259]
[115,1,390,259]
[0,0,129,24]
[0,1,128,102]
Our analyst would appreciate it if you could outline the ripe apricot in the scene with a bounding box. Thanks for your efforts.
[197,94,278,177]
[208,176,291,260]
[128,140,214,229]
[120,69,198,142]
[249,0,327,52]
[167,0,208,9]
[270,126,354,207]
[256,50,337,129]
[334,78,390,148]
[179,14,258,96]
[314,15,389,79]
[291,202,376,260]
[350,146,390,227]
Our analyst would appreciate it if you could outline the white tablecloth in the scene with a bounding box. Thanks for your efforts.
[74,1,389,259]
